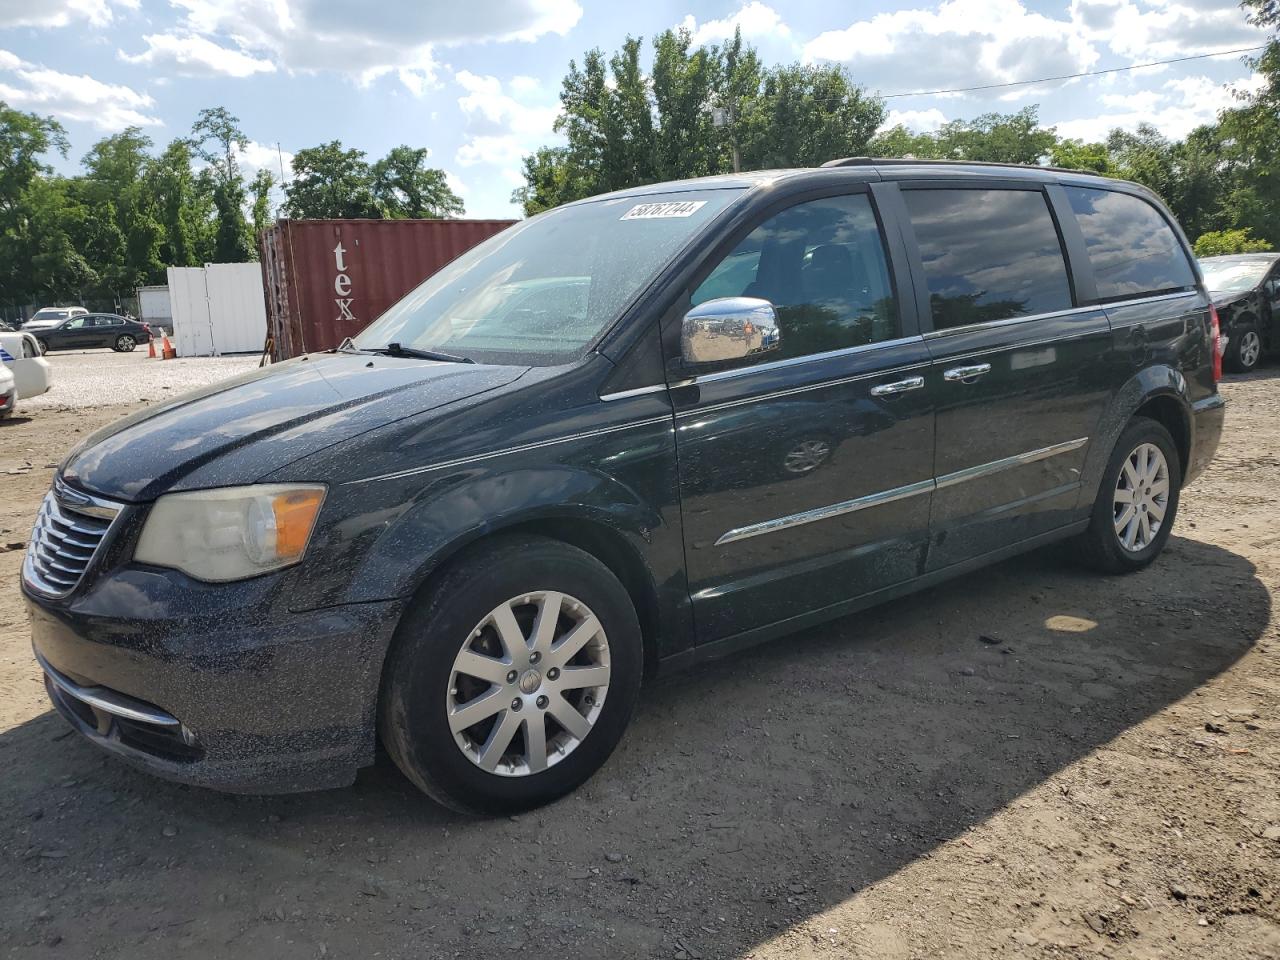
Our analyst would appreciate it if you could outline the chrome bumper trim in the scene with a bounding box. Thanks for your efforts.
[36,649,181,728]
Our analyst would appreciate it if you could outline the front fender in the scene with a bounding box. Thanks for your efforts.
[343,465,666,604]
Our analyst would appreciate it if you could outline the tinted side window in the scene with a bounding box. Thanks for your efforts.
[1064,186,1195,300]
[692,194,898,360]
[903,188,1073,330]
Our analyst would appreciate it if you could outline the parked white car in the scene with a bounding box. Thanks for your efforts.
[0,363,15,419]
[0,331,53,399]
[24,306,87,332]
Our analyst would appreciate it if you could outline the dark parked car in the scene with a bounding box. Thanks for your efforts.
[35,313,152,354]
[24,160,1225,814]
[1198,252,1280,372]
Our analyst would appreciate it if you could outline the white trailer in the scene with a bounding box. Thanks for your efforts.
[166,263,268,357]
[136,285,173,334]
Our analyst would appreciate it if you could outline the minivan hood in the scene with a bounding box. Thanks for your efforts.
[63,354,528,502]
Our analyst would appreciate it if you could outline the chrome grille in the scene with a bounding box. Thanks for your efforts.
[23,479,121,598]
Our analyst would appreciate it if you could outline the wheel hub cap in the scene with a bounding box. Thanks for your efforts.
[518,669,542,694]
[446,590,611,777]
[1242,331,1260,366]
[1113,442,1169,552]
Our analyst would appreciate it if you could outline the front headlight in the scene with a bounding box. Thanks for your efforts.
[134,484,326,582]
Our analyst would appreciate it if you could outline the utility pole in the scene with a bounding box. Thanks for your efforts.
[729,98,741,174]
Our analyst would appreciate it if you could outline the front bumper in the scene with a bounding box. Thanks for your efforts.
[27,582,404,794]
[1187,393,1226,485]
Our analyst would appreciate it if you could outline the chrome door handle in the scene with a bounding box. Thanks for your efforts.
[870,376,925,397]
[943,363,992,383]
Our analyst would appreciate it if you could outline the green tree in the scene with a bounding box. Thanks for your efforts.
[190,107,252,261]
[284,141,380,219]
[80,128,164,289]
[651,29,720,179]
[737,62,884,169]
[0,103,70,306]
[1050,139,1112,174]
[250,168,275,237]
[147,139,208,268]
[370,146,464,218]
[512,30,883,215]
[1193,228,1274,256]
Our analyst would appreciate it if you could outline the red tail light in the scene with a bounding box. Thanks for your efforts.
[1209,304,1223,384]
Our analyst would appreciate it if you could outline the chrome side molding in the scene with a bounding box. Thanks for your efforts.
[715,478,935,546]
[715,437,1090,546]
[934,437,1088,490]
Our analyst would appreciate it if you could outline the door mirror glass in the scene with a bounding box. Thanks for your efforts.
[681,297,781,366]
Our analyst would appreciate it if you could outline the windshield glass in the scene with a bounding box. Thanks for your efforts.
[353,189,742,365]
[32,310,68,321]
[1199,257,1273,294]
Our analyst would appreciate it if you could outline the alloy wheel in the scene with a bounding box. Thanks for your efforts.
[117,335,136,352]
[1113,442,1169,552]
[447,591,611,777]
[1240,330,1261,369]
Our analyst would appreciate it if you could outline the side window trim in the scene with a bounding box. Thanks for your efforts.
[1045,183,1097,305]
[664,184,905,378]
[897,181,1077,336]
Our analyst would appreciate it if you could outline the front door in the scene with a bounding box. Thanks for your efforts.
[668,190,935,643]
[895,183,1114,569]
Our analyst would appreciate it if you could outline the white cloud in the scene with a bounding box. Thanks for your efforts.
[1071,0,1266,60]
[236,140,293,182]
[881,107,950,132]
[136,0,581,91]
[805,0,1099,98]
[679,2,791,45]
[120,33,275,78]
[455,69,555,142]
[1054,71,1264,141]
[0,49,159,130]
[0,0,132,29]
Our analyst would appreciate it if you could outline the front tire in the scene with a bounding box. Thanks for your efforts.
[36,339,48,355]
[379,534,644,815]
[1226,325,1261,373]
[1075,417,1181,574]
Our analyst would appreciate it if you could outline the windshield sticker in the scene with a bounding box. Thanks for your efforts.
[621,200,708,221]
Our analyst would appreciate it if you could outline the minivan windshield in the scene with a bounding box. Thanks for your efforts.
[353,189,742,365]
[1199,257,1274,295]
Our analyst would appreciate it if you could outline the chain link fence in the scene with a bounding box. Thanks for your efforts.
[1,295,141,326]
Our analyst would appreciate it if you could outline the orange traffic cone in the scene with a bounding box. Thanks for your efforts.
[161,334,176,360]
[147,338,156,359]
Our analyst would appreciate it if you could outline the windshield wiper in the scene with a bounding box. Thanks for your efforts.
[367,342,474,364]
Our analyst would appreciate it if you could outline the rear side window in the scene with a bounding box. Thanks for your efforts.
[692,193,899,360]
[1064,186,1195,300]
[903,188,1073,330]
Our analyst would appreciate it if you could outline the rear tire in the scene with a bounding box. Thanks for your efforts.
[1226,325,1261,373]
[114,335,136,353]
[379,534,644,815]
[1075,417,1181,574]
[36,339,48,355]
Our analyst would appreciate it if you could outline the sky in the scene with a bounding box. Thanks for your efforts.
[0,0,1268,219]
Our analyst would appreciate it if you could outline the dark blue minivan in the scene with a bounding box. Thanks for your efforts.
[23,160,1226,813]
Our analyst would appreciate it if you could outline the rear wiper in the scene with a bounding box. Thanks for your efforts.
[368,343,474,364]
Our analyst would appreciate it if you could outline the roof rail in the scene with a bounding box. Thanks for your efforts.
[820,157,876,167]
[821,156,1098,177]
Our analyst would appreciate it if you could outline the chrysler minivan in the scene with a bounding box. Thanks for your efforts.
[24,160,1225,813]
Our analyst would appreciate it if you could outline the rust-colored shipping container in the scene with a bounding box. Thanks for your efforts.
[259,218,515,360]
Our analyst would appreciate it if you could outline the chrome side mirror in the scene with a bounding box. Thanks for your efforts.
[681,297,781,367]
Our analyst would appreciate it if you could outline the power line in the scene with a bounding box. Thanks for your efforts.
[878,44,1266,99]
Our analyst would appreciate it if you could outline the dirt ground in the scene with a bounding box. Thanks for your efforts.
[1,370,1278,960]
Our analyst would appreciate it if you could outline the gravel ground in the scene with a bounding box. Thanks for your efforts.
[20,349,260,412]
[0,368,1278,959]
